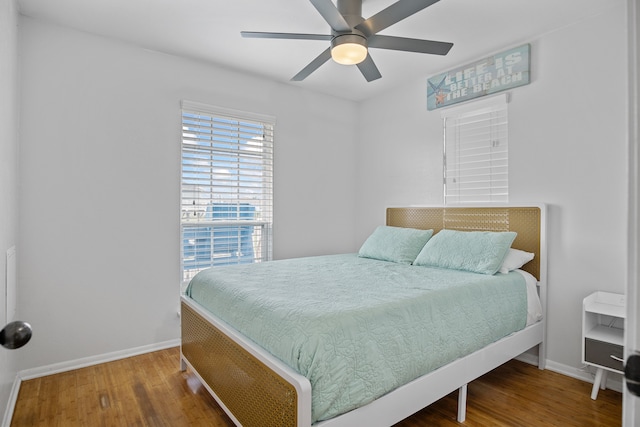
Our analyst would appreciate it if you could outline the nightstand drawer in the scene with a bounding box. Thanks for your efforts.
[585,338,623,372]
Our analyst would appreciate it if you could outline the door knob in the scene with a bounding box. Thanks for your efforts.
[626,354,640,397]
[0,321,32,350]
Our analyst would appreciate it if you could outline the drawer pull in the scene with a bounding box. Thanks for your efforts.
[611,355,624,363]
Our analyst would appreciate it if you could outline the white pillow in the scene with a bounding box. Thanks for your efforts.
[499,248,535,274]
[513,269,543,326]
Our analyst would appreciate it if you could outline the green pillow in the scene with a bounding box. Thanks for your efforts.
[358,226,434,264]
[413,229,517,275]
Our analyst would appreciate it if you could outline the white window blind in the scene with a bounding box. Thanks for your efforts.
[181,101,274,282]
[442,94,508,204]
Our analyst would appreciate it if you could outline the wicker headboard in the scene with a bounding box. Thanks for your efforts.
[386,206,543,280]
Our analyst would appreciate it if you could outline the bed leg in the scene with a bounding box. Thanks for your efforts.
[180,356,187,372]
[537,341,546,370]
[457,384,467,422]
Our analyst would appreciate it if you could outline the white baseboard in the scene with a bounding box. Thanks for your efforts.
[3,374,22,427]
[545,359,624,393]
[2,339,180,427]
[516,353,623,393]
[18,338,180,381]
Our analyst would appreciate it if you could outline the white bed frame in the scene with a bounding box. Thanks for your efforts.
[180,205,547,427]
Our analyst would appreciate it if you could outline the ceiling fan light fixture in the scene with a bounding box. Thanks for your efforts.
[331,34,368,65]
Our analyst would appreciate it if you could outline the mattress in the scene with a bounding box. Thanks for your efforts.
[185,253,531,422]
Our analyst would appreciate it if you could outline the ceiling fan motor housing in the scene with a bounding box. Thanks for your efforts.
[331,33,367,49]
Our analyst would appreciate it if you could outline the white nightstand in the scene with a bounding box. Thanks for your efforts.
[582,291,625,400]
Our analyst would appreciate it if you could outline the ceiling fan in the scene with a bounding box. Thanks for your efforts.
[241,0,453,82]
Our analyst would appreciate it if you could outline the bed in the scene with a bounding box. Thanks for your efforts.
[180,205,547,427]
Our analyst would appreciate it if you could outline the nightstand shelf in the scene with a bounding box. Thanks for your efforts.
[582,291,625,400]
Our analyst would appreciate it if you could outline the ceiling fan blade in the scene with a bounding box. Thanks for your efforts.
[369,35,453,55]
[309,0,351,32]
[241,31,333,41]
[291,48,333,81]
[356,0,440,36]
[356,54,382,82]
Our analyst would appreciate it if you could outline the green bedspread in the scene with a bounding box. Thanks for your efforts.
[186,254,527,423]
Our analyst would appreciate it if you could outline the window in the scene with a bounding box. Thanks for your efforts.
[181,101,274,282]
[442,94,508,204]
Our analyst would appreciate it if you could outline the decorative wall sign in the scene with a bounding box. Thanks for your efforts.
[427,44,530,110]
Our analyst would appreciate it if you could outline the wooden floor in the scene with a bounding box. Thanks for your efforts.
[11,347,622,427]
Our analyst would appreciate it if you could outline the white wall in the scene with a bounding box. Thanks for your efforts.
[0,0,21,416]
[17,17,358,370]
[357,3,628,376]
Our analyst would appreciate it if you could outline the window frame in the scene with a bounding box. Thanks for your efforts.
[441,94,509,205]
[180,101,274,283]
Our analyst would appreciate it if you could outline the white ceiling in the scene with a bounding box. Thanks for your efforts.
[17,0,618,102]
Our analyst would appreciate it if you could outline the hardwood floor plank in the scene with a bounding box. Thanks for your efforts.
[11,347,622,426]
